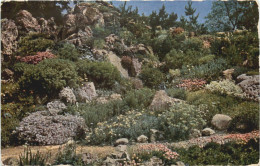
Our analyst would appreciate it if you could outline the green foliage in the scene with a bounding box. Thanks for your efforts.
[149,4,178,32]
[186,90,243,124]
[88,110,160,144]
[56,43,81,61]
[205,80,245,98]
[159,103,206,141]
[76,60,121,89]
[211,32,259,69]
[181,58,229,81]
[181,38,204,52]
[177,139,259,165]
[164,49,186,70]
[123,88,155,109]
[1,116,19,147]
[54,142,84,165]
[228,102,259,133]
[93,39,105,49]
[139,67,165,89]
[2,1,70,25]
[17,33,54,57]
[92,26,111,39]
[166,88,187,100]
[205,1,258,32]
[184,1,199,32]
[67,100,129,128]
[15,59,78,98]
[151,34,173,60]
[19,146,50,166]
[198,54,215,64]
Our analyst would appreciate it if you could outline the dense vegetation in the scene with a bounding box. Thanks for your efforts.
[1,1,259,165]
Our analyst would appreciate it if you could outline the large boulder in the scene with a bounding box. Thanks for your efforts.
[16,10,41,33]
[1,19,18,57]
[15,111,87,145]
[59,87,76,104]
[149,90,183,111]
[211,114,232,130]
[237,74,259,101]
[75,82,97,102]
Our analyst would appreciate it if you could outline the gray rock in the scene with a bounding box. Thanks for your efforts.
[237,74,259,101]
[202,128,215,136]
[116,145,127,152]
[211,114,232,130]
[1,19,18,56]
[59,87,76,104]
[115,138,129,146]
[76,82,97,102]
[149,90,183,111]
[137,135,148,143]
[2,157,19,166]
[144,156,163,166]
[16,10,41,33]
[189,129,202,139]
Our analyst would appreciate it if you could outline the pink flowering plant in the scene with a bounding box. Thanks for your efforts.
[130,143,179,165]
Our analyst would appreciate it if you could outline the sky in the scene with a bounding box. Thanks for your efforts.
[111,1,213,23]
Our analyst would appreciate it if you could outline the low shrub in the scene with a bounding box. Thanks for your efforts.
[16,59,78,98]
[123,88,155,109]
[76,60,121,89]
[177,139,259,165]
[56,43,81,61]
[205,79,245,98]
[88,110,160,145]
[198,54,215,64]
[67,100,129,128]
[228,102,259,133]
[16,52,56,64]
[158,103,207,141]
[93,39,105,49]
[139,67,165,89]
[186,90,242,124]
[181,37,204,52]
[164,49,187,70]
[181,58,229,82]
[17,33,54,57]
[166,88,187,100]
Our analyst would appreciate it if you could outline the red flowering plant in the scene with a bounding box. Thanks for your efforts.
[177,79,206,91]
[16,52,56,64]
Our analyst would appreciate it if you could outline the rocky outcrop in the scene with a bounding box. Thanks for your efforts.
[15,111,87,145]
[38,17,58,38]
[149,90,183,111]
[75,82,97,102]
[1,19,18,57]
[211,114,232,130]
[59,87,76,104]
[237,74,259,101]
[16,10,41,33]
[62,3,106,46]
[189,129,202,139]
